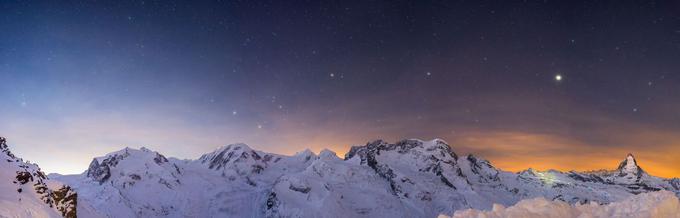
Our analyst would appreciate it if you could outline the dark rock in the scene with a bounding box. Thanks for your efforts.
[288,184,311,194]
[86,159,111,184]
[15,171,33,184]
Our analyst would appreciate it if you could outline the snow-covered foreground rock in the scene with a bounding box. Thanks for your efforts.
[445,190,680,218]
[1,136,677,218]
[0,137,77,218]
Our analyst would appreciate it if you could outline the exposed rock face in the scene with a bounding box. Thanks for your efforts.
[51,186,77,218]
[466,155,500,183]
[1,136,77,218]
[86,159,111,184]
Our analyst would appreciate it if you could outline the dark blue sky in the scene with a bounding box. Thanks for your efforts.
[1,1,679,176]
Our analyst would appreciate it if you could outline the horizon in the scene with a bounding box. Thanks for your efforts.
[2,1,679,180]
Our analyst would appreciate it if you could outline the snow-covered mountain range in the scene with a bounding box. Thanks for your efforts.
[1,136,678,217]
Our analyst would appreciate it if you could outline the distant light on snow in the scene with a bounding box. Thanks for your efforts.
[535,171,560,185]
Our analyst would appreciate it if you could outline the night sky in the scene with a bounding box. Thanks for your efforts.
[1,1,679,176]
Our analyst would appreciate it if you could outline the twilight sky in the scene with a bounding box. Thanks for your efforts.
[1,1,679,177]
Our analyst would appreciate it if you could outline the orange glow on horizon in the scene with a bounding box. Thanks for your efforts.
[272,131,680,179]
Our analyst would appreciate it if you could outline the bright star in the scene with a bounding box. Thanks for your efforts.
[555,74,563,81]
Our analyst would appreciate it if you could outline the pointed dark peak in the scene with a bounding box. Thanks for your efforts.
[616,153,644,176]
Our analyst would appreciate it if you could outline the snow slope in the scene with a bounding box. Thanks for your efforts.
[445,190,680,218]
[0,137,77,218]
[50,138,680,218]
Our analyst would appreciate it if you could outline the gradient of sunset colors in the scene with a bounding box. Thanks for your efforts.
[0,1,678,177]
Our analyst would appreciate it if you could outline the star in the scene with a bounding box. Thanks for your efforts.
[329,73,335,78]
[232,110,237,115]
[555,74,563,81]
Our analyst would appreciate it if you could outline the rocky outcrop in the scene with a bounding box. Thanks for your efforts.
[86,159,111,184]
[2,137,77,218]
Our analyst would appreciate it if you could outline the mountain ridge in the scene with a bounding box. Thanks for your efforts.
[2,136,678,218]
[61,138,678,217]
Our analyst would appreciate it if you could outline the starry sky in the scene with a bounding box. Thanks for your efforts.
[1,1,679,177]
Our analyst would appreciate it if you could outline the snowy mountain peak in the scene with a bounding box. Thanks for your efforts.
[219,143,253,152]
[197,143,285,178]
[345,138,458,162]
[294,148,315,157]
[617,153,643,176]
[318,149,339,160]
[293,149,318,162]
[86,147,172,184]
[464,154,501,183]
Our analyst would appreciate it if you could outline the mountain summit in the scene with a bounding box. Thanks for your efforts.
[617,153,644,177]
